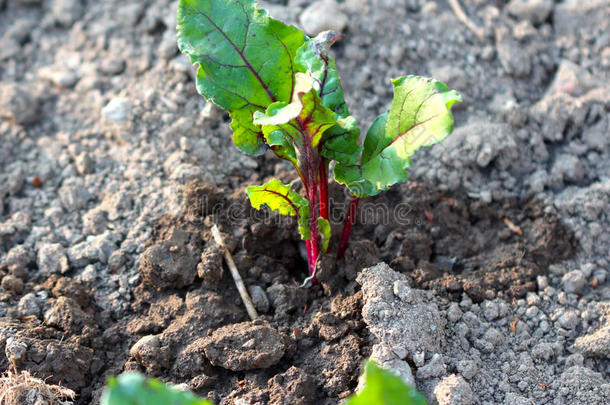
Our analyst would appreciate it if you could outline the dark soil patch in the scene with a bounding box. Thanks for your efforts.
[346,181,577,302]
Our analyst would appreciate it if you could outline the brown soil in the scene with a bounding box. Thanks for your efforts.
[0,178,577,403]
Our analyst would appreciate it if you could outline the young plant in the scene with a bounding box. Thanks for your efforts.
[177,0,460,283]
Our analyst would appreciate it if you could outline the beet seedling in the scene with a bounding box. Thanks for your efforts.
[177,0,460,284]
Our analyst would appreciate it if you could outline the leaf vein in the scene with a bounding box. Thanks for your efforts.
[191,2,277,102]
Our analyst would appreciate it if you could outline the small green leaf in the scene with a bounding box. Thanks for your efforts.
[177,0,306,155]
[296,31,348,117]
[296,32,362,165]
[317,217,331,252]
[246,179,310,239]
[345,361,428,405]
[266,129,298,166]
[335,76,461,197]
[321,115,362,165]
[333,160,376,198]
[101,372,212,405]
[253,73,338,151]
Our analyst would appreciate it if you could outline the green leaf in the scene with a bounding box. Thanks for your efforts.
[317,217,331,252]
[321,115,362,165]
[253,73,338,151]
[177,0,306,155]
[266,129,297,166]
[295,31,348,117]
[246,179,310,239]
[295,32,362,165]
[335,76,461,197]
[345,361,428,405]
[101,372,212,405]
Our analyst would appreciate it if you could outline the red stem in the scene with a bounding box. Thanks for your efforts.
[306,180,320,278]
[336,195,360,259]
[305,240,313,271]
[297,121,321,280]
[319,159,329,221]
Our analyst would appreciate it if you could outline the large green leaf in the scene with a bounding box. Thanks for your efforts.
[335,76,461,197]
[246,179,310,239]
[253,73,337,151]
[345,361,428,405]
[177,0,305,155]
[101,372,212,405]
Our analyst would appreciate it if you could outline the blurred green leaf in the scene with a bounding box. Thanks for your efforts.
[101,372,212,405]
[346,360,428,405]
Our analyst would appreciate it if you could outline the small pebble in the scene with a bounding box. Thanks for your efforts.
[248,285,270,313]
[447,302,463,323]
[1,275,24,294]
[434,374,473,405]
[525,292,541,307]
[5,337,27,365]
[102,97,132,123]
[37,243,70,275]
[0,82,40,125]
[18,293,41,318]
[482,301,500,321]
[38,65,78,88]
[78,265,98,283]
[561,270,586,294]
[536,275,549,289]
[558,310,580,330]
[299,0,348,36]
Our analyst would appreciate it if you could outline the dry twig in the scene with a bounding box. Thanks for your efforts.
[503,217,524,236]
[211,224,259,321]
[448,0,485,40]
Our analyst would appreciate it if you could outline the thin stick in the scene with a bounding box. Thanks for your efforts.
[211,224,258,321]
[448,0,485,41]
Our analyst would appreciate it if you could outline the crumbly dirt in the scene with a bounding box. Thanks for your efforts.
[1,0,609,404]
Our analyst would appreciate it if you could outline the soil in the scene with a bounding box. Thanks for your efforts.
[1,0,609,404]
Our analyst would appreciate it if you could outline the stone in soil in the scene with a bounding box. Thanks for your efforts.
[0,82,40,125]
[506,0,554,24]
[202,320,285,371]
[299,0,348,36]
[573,325,610,359]
[357,262,445,365]
[434,374,473,405]
[197,243,224,287]
[129,334,170,372]
[267,366,317,405]
[37,243,69,275]
[139,230,200,290]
